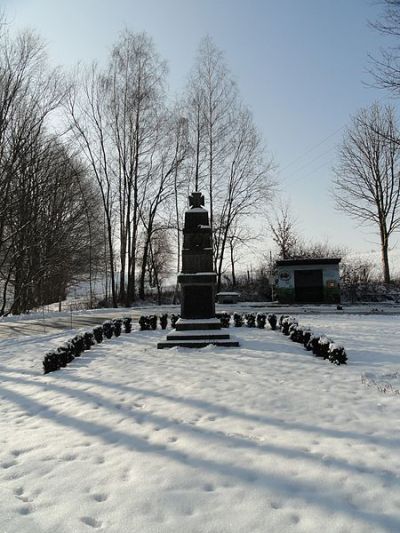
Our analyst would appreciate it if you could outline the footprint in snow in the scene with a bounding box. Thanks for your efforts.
[2,459,17,469]
[92,493,108,502]
[18,505,32,515]
[270,501,281,510]
[14,487,33,503]
[80,516,102,529]
[60,453,77,462]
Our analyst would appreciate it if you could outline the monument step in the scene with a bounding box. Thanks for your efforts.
[157,339,240,349]
[167,331,230,341]
[175,318,221,331]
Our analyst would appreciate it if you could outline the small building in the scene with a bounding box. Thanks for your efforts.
[216,292,240,304]
[275,258,341,304]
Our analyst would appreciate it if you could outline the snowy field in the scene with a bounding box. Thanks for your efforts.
[0,314,400,532]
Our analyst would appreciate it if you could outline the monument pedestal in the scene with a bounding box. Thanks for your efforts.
[157,192,239,349]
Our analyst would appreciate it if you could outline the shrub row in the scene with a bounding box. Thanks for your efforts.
[138,314,169,330]
[220,312,277,329]
[43,316,133,374]
[278,315,348,365]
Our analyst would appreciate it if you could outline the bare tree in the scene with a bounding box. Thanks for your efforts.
[106,31,168,304]
[66,31,169,306]
[137,109,187,300]
[66,65,118,307]
[184,38,275,290]
[333,103,400,283]
[185,36,237,228]
[268,201,299,259]
[214,106,275,290]
[370,0,400,94]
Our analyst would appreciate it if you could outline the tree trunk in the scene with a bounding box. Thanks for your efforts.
[230,240,236,288]
[381,238,391,283]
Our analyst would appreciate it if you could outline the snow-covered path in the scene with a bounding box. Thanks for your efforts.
[0,316,399,532]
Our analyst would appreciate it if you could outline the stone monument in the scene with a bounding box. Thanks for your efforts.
[157,192,239,348]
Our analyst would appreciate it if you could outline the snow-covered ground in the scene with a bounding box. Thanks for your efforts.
[0,314,399,532]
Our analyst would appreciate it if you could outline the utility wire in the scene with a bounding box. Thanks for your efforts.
[279,124,344,173]
[283,144,336,182]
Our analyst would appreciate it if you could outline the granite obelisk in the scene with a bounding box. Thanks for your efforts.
[157,192,239,348]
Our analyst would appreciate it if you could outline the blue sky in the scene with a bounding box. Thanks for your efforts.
[3,0,398,256]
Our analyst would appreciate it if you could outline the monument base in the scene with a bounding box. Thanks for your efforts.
[157,318,239,349]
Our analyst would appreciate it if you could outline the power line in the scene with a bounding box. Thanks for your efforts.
[283,144,336,182]
[279,125,344,173]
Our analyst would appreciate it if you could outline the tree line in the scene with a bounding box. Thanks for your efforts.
[2,2,400,315]
[0,20,274,314]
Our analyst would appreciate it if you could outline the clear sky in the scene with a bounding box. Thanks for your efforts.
[3,0,398,260]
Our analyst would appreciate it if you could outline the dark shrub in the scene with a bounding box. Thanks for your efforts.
[71,334,84,356]
[93,325,103,343]
[245,313,256,327]
[149,315,157,330]
[281,318,290,335]
[267,314,277,330]
[233,313,243,327]
[139,316,150,330]
[56,346,70,367]
[256,313,266,328]
[103,320,114,339]
[307,335,320,354]
[279,315,289,329]
[83,331,95,350]
[43,351,60,373]
[113,318,122,337]
[55,344,73,365]
[217,312,230,328]
[318,336,331,359]
[170,314,180,328]
[289,324,299,342]
[281,316,297,336]
[122,317,132,333]
[328,343,348,365]
[160,314,168,329]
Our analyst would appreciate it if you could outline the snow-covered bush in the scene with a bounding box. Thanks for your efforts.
[273,314,348,366]
[318,336,331,359]
[245,313,256,327]
[289,325,304,343]
[93,325,103,343]
[83,332,95,350]
[103,321,114,339]
[139,316,149,330]
[306,335,320,354]
[256,313,266,328]
[267,313,277,330]
[217,312,231,328]
[149,315,157,330]
[43,351,60,373]
[113,318,122,337]
[328,343,347,365]
[71,334,84,356]
[160,314,168,330]
[170,314,180,328]
[122,317,132,333]
[281,316,297,336]
[279,315,289,329]
[56,346,71,367]
[233,312,243,327]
